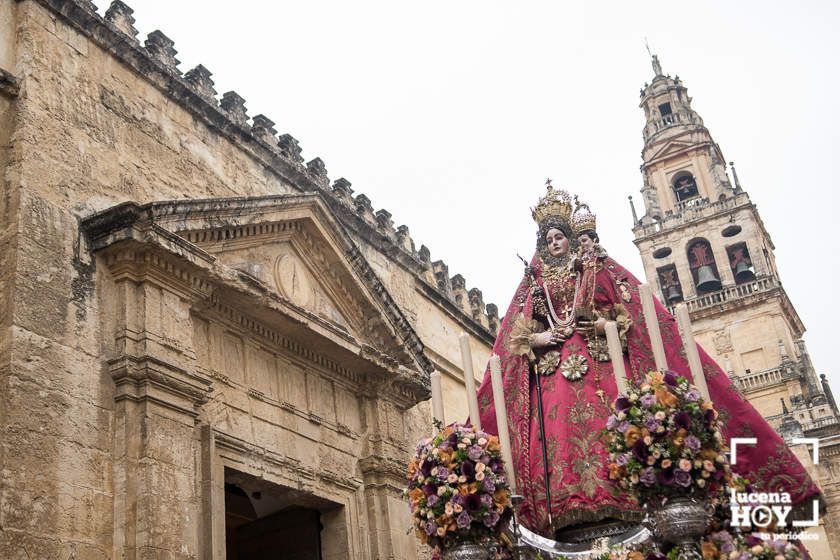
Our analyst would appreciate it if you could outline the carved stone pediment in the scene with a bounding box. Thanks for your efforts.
[646,139,696,163]
[82,193,432,404]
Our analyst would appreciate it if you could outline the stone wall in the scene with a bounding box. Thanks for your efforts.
[0,0,498,558]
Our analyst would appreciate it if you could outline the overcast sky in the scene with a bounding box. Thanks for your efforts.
[94,1,840,390]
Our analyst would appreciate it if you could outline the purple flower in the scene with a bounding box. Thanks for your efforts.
[632,439,649,460]
[420,458,433,477]
[664,371,679,387]
[480,494,493,507]
[646,553,667,560]
[640,467,656,486]
[674,411,691,430]
[488,458,503,474]
[644,417,660,431]
[744,534,763,547]
[456,511,471,528]
[424,520,437,535]
[703,409,715,427]
[684,435,701,452]
[685,388,700,402]
[468,445,483,461]
[461,461,475,479]
[606,415,619,430]
[617,421,631,434]
[422,483,437,496]
[464,493,482,513]
[658,467,675,486]
[674,469,692,487]
[640,394,656,408]
[483,510,500,527]
[616,453,629,466]
[482,478,496,493]
[615,397,632,412]
[427,494,439,507]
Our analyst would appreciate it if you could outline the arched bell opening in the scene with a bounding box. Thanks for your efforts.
[686,238,722,294]
[727,242,756,284]
[657,264,683,304]
[672,171,699,203]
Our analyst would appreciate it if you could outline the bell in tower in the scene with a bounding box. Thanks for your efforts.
[687,239,721,293]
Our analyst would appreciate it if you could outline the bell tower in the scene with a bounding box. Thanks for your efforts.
[632,53,837,437]
[632,55,840,556]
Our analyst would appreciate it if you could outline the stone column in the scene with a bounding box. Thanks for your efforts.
[104,248,211,560]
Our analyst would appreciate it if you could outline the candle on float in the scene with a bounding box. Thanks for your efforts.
[458,332,482,431]
[639,283,668,371]
[489,354,517,494]
[675,304,711,402]
[604,321,629,396]
[430,370,445,427]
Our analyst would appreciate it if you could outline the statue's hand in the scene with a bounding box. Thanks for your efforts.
[530,330,565,349]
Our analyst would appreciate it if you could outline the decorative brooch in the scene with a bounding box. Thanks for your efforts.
[560,353,589,381]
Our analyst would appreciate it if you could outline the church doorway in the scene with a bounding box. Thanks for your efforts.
[224,468,347,560]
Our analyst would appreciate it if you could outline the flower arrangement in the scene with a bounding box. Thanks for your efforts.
[700,531,803,560]
[604,370,732,503]
[405,423,512,554]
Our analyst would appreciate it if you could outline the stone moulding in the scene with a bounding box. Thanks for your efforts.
[0,67,20,97]
[80,193,433,405]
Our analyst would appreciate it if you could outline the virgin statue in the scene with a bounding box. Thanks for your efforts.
[475,182,821,538]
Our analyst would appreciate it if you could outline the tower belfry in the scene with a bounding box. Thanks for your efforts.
[632,55,840,558]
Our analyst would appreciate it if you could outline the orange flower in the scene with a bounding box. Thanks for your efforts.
[654,388,679,408]
[648,371,665,386]
[493,487,510,506]
[701,540,718,559]
[608,463,626,480]
[627,552,645,560]
[672,428,687,447]
[407,459,419,479]
[486,436,501,452]
[625,426,643,446]
[438,449,453,466]
[409,488,424,504]
[700,448,718,461]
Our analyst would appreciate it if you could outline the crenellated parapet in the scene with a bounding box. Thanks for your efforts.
[44,0,498,339]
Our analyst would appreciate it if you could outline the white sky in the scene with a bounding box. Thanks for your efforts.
[95,1,840,391]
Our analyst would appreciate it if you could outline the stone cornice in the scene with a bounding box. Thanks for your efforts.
[80,197,432,405]
[0,67,20,98]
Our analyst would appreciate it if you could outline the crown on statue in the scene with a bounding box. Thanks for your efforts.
[532,179,573,225]
[571,195,597,235]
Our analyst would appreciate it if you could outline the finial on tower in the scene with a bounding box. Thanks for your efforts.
[645,39,663,76]
[628,195,639,225]
[729,161,742,192]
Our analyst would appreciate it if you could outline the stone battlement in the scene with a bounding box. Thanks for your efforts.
[43,0,497,336]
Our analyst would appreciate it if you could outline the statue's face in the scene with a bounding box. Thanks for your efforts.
[578,234,595,254]
[545,228,569,257]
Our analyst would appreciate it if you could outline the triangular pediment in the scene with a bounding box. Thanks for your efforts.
[648,140,694,162]
[82,194,432,379]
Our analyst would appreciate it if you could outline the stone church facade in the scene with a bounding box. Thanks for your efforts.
[0,1,497,558]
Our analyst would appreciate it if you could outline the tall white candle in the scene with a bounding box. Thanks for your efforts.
[639,284,668,371]
[458,332,482,431]
[489,355,517,494]
[604,321,629,396]
[675,304,711,402]
[430,370,445,427]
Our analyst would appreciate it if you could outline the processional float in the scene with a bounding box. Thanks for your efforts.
[407,278,791,560]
